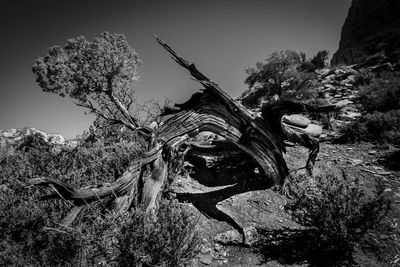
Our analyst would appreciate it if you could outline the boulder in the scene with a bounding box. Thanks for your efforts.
[342,75,356,84]
[324,74,336,81]
[47,134,65,145]
[319,68,335,78]
[214,226,258,246]
[304,124,323,137]
[335,99,354,109]
[324,84,336,90]
[282,114,311,128]
[286,123,323,138]
[340,111,362,121]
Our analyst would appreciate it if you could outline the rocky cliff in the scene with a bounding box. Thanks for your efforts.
[331,0,400,66]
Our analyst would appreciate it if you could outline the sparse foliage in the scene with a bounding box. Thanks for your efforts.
[0,164,80,266]
[0,134,199,266]
[0,133,142,187]
[284,169,390,264]
[340,109,400,145]
[310,50,329,69]
[138,98,172,129]
[82,200,200,267]
[340,71,400,145]
[357,71,400,113]
[244,50,301,97]
[242,50,316,107]
[32,32,142,131]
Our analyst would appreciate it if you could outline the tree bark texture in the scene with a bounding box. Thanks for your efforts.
[30,36,339,227]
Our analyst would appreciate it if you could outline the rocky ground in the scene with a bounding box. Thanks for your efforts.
[188,141,400,266]
[183,63,400,267]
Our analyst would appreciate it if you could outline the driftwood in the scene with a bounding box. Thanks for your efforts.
[30,36,343,229]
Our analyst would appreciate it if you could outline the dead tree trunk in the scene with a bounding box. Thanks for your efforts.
[30,36,342,227]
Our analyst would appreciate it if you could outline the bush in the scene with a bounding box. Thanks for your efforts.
[239,86,271,109]
[363,110,400,145]
[0,134,199,266]
[299,61,317,72]
[298,50,329,72]
[0,133,143,187]
[353,68,374,86]
[0,187,199,266]
[284,169,390,264]
[357,71,400,113]
[337,120,367,143]
[339,109,400,145]
[244,50,309,101]
[82,200,200,266]
[0,181,82,266]
[360,213,400,265]
[0,132,144,266]
[340,71,400,145]
[310,50,329,69]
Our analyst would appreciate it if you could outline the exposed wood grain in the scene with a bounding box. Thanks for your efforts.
[31,36,331,226]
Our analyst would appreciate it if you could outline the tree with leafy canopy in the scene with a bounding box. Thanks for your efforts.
[242,50,315,107]
[245,50,302,98]
[32,32,149,136]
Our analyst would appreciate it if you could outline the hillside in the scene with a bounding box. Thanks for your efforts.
[331,0,400,66]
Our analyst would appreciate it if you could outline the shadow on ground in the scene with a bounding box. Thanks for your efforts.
[380,150,400,171]
[176,179,270,240]
[254,228,353,267]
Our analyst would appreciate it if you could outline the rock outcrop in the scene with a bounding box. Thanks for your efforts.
[331,0,400,66]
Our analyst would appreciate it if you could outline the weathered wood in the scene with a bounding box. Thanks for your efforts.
[31,36,341,227]
[154,36,289,187]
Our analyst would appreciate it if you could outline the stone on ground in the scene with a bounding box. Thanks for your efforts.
[282,114,311,128]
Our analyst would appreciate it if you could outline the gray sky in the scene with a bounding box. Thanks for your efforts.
[0,0,351,139]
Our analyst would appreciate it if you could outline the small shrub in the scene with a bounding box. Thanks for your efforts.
[284,169,390,264]
[357,71,400,113]
[310,50,329,69]
[280,72,318,101]
[0,131,144,266]
[363,110,400,144]
[379,150,400,171]
[339,110,400,145]
[360,213,400,265]
[0,133,142,188]
[353,68,374,86]
[337,120,367,143]
[0,181,82,266]
[83,200,200,266]
[299,61,317,72]
[1,177,199,266]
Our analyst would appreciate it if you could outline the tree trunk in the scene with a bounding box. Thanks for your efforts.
[30,36,341,229]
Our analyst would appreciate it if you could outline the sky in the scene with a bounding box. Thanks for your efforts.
[0,0,351,139]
